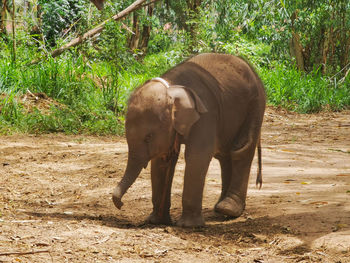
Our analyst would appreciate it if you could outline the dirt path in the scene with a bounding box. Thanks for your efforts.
[1,107,350,263]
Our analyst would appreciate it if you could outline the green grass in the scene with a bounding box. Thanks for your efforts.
[0,48,183,135]
[260,65,350,113]
[1,35,349,135]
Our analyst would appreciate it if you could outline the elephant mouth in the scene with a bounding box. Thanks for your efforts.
[165,132,181,161]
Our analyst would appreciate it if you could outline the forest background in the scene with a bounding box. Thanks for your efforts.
[0,0,349,135]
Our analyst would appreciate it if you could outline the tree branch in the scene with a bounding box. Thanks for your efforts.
[31,0,160,65]
[0,249,50,256]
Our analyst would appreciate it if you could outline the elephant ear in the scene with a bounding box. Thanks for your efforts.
[167,85,208,138]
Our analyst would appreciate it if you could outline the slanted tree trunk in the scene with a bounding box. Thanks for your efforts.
[31,0,159,64]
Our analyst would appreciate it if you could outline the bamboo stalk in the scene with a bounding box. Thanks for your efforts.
[0,249,50,256]
[12,0,16,63]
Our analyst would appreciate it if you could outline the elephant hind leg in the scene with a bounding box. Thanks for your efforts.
[215,154,242,217]
[215,146,256,217]
[215,129,259,217]
[216,154,232,203]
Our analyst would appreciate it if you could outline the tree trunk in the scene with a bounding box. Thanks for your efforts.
[321,29,330,74]
[128,3,154,56]
[139,4,154,53]
[128,11,140,51]
[289,10,305,71]
[289,31,305,71]
[0,0,7,34]
[342,36,350,71]
[185,0,202,52]
[340,0,349,70]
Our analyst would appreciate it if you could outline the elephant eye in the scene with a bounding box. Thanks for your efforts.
[144,133,153,143]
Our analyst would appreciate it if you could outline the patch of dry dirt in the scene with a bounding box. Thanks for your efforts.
[1,106,350,262]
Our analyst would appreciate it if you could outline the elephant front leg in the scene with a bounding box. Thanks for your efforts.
[147,153,178,225]
[177,150,212,227]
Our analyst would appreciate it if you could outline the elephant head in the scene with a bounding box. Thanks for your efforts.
[112,78,207,209]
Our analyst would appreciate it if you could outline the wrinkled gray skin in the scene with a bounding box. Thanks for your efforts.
[112,53,266,227]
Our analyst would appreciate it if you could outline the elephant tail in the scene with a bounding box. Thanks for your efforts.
[230,131,263,189]
[256,134,263,189]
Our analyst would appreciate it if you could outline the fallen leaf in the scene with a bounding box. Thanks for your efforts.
[296,192,301,195]
[332,223,348,232]
[301,182,311,185]
[336,174,350,177]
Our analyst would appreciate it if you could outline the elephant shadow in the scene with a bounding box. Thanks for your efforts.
[25,200,350,255]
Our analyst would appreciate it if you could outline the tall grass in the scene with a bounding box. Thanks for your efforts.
[1,31,349,135]
[0,49,182,135]
[260,65,350,113]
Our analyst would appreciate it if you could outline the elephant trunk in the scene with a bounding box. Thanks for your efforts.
[112,153,147,209]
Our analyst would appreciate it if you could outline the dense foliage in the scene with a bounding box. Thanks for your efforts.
[0,0,349,135]
[40,0,86,46]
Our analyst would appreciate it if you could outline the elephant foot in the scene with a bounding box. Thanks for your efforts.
[146,212,172,225]
[215,195,245,218]
[176,213,204,228]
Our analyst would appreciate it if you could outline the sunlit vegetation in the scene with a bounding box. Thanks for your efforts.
[0,0,349,134]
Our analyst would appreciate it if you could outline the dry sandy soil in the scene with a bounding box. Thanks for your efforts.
[1,106,350,263]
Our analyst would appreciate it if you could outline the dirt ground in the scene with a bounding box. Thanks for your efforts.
[1,106,350,263]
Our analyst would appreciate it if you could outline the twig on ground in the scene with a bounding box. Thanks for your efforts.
[92,234,113,245]
[0,249,50,256]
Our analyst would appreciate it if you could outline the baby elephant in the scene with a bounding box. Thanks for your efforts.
[112,53,266,227]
